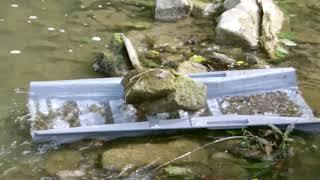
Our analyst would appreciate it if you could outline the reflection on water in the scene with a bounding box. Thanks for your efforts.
[0,0,319,179]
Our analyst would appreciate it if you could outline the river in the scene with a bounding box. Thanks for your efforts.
[0,0,319,179]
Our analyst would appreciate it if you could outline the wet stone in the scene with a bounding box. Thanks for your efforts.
[219,91,302,117]
[101,139,208,170]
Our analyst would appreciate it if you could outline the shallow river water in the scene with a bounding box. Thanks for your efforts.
[0,0,319,179]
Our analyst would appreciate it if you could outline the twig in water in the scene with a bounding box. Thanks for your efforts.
[129,69,155,83]
[143,136,245,179]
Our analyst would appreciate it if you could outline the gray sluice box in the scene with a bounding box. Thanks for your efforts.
[28,68,320,144]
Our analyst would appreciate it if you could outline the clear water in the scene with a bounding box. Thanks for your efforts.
[0,0,319,179]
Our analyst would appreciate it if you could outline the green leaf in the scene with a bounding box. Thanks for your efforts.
[281,39,297,47]
[165,166,192,176]
[226,130,242,135]
[275,47,289,58]
[189,55,207,63]
[278,31,295,40]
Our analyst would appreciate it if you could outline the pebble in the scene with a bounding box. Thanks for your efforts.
[47,27,55,31]
[10,4,19,8]
[9,50,21,54]
[91,36,102,41]
[28,16,38,20]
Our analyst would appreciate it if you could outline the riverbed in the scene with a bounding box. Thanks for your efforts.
[0,0,319,179]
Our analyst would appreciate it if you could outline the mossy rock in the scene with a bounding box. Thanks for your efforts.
[122,69,207,114]
[93,33,133,77]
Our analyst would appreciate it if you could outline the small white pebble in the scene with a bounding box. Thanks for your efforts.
[28,16,38,20]
[59,29,65,33]
[0,19,4,22]
[98,5,103,8]
[27,20,32,23]
[80,5,85,8]
[10,50,21,54]
[68,49,73,53]
[47,27,55,31]
[11,4,19,8]
[107,2,111,5]
[91,36,101,41]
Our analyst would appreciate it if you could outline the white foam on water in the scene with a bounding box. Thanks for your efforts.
[52,117,70,129]
[50,99,65,111]
[79,113,106,126]
[38,99,49,115]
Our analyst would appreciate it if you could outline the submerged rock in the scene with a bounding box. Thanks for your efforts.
[155,0,193,21]
[216,0,260,49]
[56,170,85,180]
[101,139,207,170]
[122,68,207,114]
[176,61,208,74]
[258,0,285,59]
[93,33,133,77]
[207,152,248,179]
[45,150,82,176]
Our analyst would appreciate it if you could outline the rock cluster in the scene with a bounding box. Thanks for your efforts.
[122,68,207,114]
[216,0,285,58]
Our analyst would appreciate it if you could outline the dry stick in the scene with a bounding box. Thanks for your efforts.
[143,136,245,179]
[120,33,142,70]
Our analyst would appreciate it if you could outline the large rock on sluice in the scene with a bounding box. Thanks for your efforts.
[122,69,207,114]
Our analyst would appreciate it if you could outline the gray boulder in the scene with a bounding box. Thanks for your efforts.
[155,0,192,21]
[122,69,207,114]
[192,1,223,18]
[216,0,261,49]
[258,0,285,59]
[223,0,240,10]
